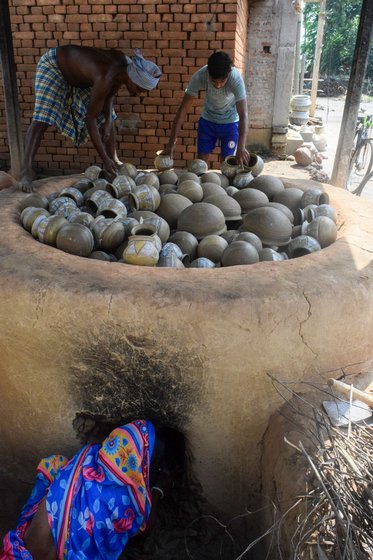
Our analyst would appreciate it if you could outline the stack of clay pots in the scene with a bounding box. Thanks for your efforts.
[20,156,337,268]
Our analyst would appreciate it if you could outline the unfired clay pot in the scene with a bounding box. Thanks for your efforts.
[56,223,95,257]
[130,184,161,212]
[107,175,132,199]
[177,202,227,239]
[36,215,67,246]
[189,257,215,268]
[300,188,330,208]
[98,199,128,219]
[221,240,259,267]
[200,172,221,185]
[86,190,113,213]
[154,150,174,171]
[19,193,49,212]
[287,235,322,258]
[233,171,254,189]
[168,231,199,261]
[159,170,179,185]
[245,153,264,177]
[258,248,285,261]
[202,183,227,199]
[142,216,170,244]
[187,159,209,175]
[221,156,240,179]
[156,193,192,228]
[233,188,269,214]
[118,162,138,179]
[178,172,200,184]
[249,175,285,201]
[60,187,84,207]
[236,231,263,252]
[307,204,337,223]
[197,235,228,263]
[203,194,242,221]
[304,216,337,248]
[177,180,203,203]
[272,187,304,214]
[243,207,292,246]
[263,202,294,223]
[135,172,160,190]
[157,253,185,268]
[69,212,94,229]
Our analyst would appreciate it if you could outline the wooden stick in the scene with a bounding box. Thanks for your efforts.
[327,378,373,407]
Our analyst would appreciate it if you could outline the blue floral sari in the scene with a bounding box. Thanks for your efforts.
[1,420,155,560]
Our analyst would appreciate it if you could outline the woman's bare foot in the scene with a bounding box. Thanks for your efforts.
[18,174,36,193]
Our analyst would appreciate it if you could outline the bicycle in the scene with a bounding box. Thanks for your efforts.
[346,111,373,194]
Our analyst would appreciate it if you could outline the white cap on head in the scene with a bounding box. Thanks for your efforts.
[126,49,162,91]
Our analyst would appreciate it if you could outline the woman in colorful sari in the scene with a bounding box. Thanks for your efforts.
[1,419,172,559]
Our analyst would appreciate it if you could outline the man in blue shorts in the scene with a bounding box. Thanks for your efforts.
[164,51,250,166]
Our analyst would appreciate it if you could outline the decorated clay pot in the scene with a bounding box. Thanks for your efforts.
[92,218,125,252]
[187,159,209,176]
[72,177,94,194]
[197,235,228,263]
[159,170,179,185]
[31,214,49,238]
[245,153,264,177]
[154,150,174,171]
[113,217,139,237]
[128,210,158,222]
[204,194,242,221]
[177,202,227,239]
[130,223,162,252]
[129,184,161,212]
[221,156,240,179]
[168,231,199,261]
[189,257,215,268]
[123,234,159,266]
[243,207,292,246]
[86,190,113,213]
[49,196,77,215]
[106,175,132,199]
[236,231,263,252]
[156,193,192,228]
[307,203,337,223]
[84,165,107,181]
[249,175,285,201]
[287,235,321,258]
[37,215,68,246]
[98,199,127,219]
[201,183,227,199]
[19,193,49,212]
[233,171,254,189]
[233,188,269,214]
[304,216,337,248]
[272,187,304,214]
[56,223,95,257]
[118,162,138,179]
[300,188,330,208]
[60,187,84,207]
[135,172,160,190]
[221,240,259,267]
[69,212,94,228]
[177,180,203,202]
[142,216,170,244]
[54,205,80,221]
[21,207,50,232]
[160,242,187,261]
[157,254,185,268]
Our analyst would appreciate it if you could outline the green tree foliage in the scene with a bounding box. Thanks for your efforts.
[302,0,372,79]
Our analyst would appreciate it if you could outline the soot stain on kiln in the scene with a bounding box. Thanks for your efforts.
[70,325,204,426]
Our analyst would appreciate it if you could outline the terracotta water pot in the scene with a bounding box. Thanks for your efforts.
[123,234,159,266]
[197,235,228,263]
[129,184,161,212]
[159,170,179,185]
[21,207,50,232]
[168,231,199,261]
[233,188,269,214]
[86,190,113,213]
[69,212,94,228]
[300,188,330,208]
[154,150,174,171]
[236,231,263,252]
[258,248,285,261]
[233,171,254,189]
[249,175,285,201]
[287,234,322,258]
[202,183,227,199]
[106,175,132,199]
[178,172,200,184]
[19,193,49,212]
[60,187,84,207]
[177,202,227,239]
[98,199,127,219]
[118,162,138,179]
[303,216,337,248]
[37,215,67,246]
[135,172,160,190]
[189,257,215,268]
[200,172,221,185]
[294,147,313,166]
[221,240,259,267]
[142,216,170,244]
[272,187,304,214]
[204,194,242,221]
[221,156,240,179]
[243,207,292,246]
[307,203,337,223]
[156,193,192,228]
[187,159,209,175]
[177,180,203,202]
[56,223,95,257]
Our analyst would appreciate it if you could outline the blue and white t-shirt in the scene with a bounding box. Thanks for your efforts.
[185,66,247,124]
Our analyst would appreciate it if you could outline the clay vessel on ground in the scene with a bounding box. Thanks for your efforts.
[113,217,139,237]
[135,172,160,190]
[204,194,242,221]
[89,251,117,262]
[294,147,313,166]
[123,234,159,266]
[221,156,240,179]
[300,188,330,208]
[220,230,239,244]
[272,187,304,214]
[201,183,227,199]
[84,165,107,182]
[221,240,259,267]
[142,216,170,244]
[37,215,67,246]
[156,193,192,228]
[233,188,269,214]
[157,254,185,268]
[160,242,187,262]
[60,187,84,207]
[131,224,162,252]
[236,231,263,252]
[159,184,178,196]
[178,172,200,185]
[259,248,285,261]
[200,172,221,185]
[92,218,125,252]
[154,150,174,171]
[56,223,95,257]
[130,184,161,212]
[72,177,94,194]
[21,207,50,232]
[304,216,337,248]
[177,202,227,239]
[159,170,179,185]
[189,257,215,268]
[85,190,112,214]
[233,171,254,189]
[19,193,49,212]
[243,207,292,246]
[287,235,322,258]
[68,212,94,228]
[225,186,239,197]
[97,199,127,219]
[264,202,294,223]
[245,153,264,177]
[177,180,203,202]
[168,231,199,261]
[197,235,228,263]
[118,162,137,179]
[107,175,132,199]
[249,175,285,201]
[307,203,337,223]
[187,159,209,176]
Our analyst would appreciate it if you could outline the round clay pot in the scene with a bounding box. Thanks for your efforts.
[187,159,209,176]
[98,199,127,219]
[130,223,162,252]
[21,207,50,232]
[84,165,107,182]
[249,175,285,201]
[221,240,259,267]
[93,178,110,191]
[160,242,187,261]
[294,147,313,166]
[202,183,227,199]
[60,187,84,207]
[37,215,67,246]
[200,172,221,185]
[56,223,95,257]
[159,170,179,185]
[189,257,215,268]
[197,235,228,263]
[245,153,264,177]
[272,187,304,214]
[156,193,192,228]
[31,214,49,238]
[177,180,203,202]
[263,202,294,223]
[168,231,199,261]
[118,162,138,179]
[233,188,269,214]
[157,253,185,268]
[89,251,117,262]
[106,175,132,199]
[300,188,330,208]
[243,207,292,246]
[114,216,139,237]
[307,203,337,223]
[142,216,170,244]
[54,204,80,221]
[93,218,125,251]
[123,234,159,266]
[49,196,77,215]
[233,171,254,189]
[291,225,303,238]
[72,177,94,194]
[129,184,161,212]
[220,175,230,189]
[226,186,239,197]
[158,184,178,196]
[154,150,174,171]
[177,202,227,239]
[204,194,242,221]
[135,172,160,190]
[287,235,321,258]
[69,212,94,228]
[304,216,337,248]
[86,190,113,214]
[128,210,158,222]
[221,156,239,179]
[220,230,239,244]
[236,231,263,252]
[259,248,285,261]
[178,172,200,185]
[19,193,49,212]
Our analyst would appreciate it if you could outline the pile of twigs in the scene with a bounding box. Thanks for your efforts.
[269,375,373,560]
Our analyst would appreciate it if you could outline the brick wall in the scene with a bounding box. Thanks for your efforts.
[0,0,252,175]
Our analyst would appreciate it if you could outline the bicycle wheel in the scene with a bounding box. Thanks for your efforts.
[346,139,373,194]
[355,168,373,197]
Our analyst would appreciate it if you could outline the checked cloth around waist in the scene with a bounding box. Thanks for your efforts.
[32,48,116,147]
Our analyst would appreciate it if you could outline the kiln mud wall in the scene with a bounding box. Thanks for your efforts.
[1,177,373,524]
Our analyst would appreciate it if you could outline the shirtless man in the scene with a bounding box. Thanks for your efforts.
[19,46,161,192]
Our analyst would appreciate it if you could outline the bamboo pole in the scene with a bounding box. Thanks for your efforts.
[309,0,326,117]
